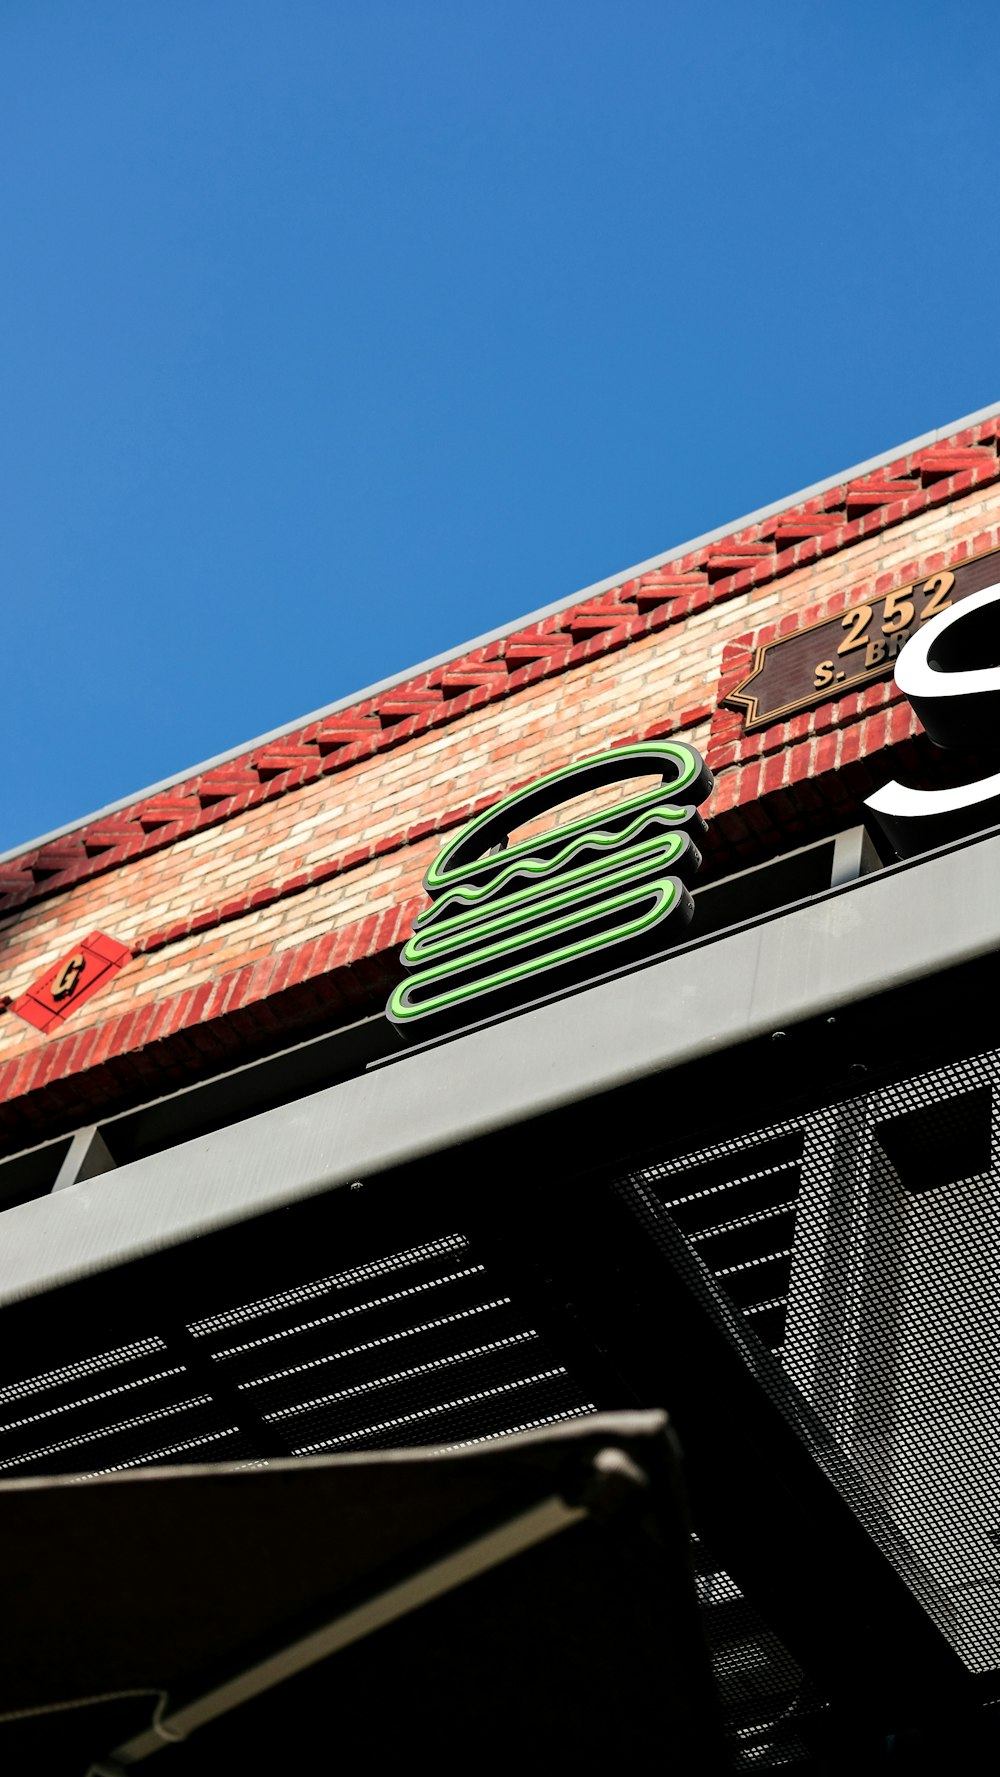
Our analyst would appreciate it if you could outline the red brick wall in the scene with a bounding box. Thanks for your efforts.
[2,418,999,1147]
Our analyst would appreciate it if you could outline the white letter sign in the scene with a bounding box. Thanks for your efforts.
[865,581,1000,855]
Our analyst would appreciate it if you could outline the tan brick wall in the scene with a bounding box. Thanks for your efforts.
[2,470,999,1116]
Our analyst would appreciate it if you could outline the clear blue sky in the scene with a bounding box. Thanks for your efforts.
[3,1,998,851]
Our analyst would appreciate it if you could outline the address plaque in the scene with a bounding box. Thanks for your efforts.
[725,542,1000,733]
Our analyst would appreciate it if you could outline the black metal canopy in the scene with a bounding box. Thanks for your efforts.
[0,1411,725,1773]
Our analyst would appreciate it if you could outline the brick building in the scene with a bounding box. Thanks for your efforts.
[4,403,1000,1770]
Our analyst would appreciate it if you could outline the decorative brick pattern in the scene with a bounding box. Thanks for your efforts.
[703,695,928,875]
[0,689,938,1151]
[3,420,1000,1148]
[125,707,718,966]
[1,420,998,920]
[0,901,421,1149]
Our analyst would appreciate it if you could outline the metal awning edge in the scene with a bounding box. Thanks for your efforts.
[0,830,997,1307]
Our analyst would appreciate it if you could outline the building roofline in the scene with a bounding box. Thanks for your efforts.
[5,395,1000,867]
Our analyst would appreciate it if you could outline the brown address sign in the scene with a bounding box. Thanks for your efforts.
[725,542,1000,733]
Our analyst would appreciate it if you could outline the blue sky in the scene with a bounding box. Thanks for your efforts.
[3,1,999,851]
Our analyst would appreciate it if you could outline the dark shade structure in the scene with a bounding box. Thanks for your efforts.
[0,1411,727,1773]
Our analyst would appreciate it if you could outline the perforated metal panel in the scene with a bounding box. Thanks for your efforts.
[693,1536,828,1771]
[616,1040,1000,1679]
[0,1337,257,1477]
[189,1232,592,1455]
[0,1229,594,1479]
[15,1023,1000,1761]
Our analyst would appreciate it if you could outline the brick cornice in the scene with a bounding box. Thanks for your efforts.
[0,695,959,1149]
[4,422,999,920]
[0,898,423,1151]
[0,707,711,1002]
[116,709,711,961]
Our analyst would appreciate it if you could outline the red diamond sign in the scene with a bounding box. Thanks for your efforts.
[13,932,132,1034]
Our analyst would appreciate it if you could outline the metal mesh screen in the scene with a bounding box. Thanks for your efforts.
[188,1231,592,1456]
[693,1536,828,1771]
[0,1226,594,1479]
[615,1039,1000,1677]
